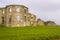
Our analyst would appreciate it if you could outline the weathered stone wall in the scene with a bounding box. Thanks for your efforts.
[37,19,45,26]
[30,14,36,26]
[45,21,56,26]
[27,13,36,26]
[0,8,3,25]
[0,5,37,27]
[0,8,5,26]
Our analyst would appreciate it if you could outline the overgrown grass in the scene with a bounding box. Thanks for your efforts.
[0,26,60,40]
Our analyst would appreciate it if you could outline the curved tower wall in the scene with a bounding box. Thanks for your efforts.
[5,5,28,27]
[0,5,37,27]
[0,8,5,26]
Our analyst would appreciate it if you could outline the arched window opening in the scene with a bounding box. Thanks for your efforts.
[2,17,4,24]
[16,8,20,12]
[16,16,20,22]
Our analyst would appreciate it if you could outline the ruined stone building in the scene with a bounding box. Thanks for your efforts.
[0,5,56,27]
[45,21,56,26]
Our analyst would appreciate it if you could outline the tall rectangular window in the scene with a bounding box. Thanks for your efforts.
[3,10,5,14]
[9,17,11,23]
[24,16,26,21]
[2,17,4,24]
[24,8,26,13]
[9,8,12,12]
[16,16,20,22]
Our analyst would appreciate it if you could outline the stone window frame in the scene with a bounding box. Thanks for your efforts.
[9,7,12,12]
[31,17,33,19]
[16,16,20,22]
[16,8,20,12]
[28,15,30,21]
[9,16,11,24]
[31,16,34,21]
[2,16,4,24]
[24,15,26,21]
[31,16,34,20]
[28,17,30,21]
[24,8,27,13]
[9,8,12,12]
[2,10,5,14]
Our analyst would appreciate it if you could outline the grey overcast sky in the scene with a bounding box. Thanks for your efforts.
[0,0,60,25]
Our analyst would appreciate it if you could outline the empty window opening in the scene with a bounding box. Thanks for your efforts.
[9,17,11,23]
[2,17,4,24]
[24,8,26,13]
[10,8,12,12]
[24,16,26,21]
[16,16,20,22]
[16,8,20,12]
[31,17,33,19]
[28,17,30,21]
[3,10,5,14]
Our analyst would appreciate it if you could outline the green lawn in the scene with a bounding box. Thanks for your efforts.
[0,26,60,40]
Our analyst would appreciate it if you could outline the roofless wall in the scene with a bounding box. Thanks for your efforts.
[0,4,56,27]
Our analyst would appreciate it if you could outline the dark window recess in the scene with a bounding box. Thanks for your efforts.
[31,17,33,19]
[28,17,30,21]
[3,10,4,14]
[24,9,26,13]
[2,17,4,24]
[24,16,26,21]
[31,24,33,26]
[9,17,11,23]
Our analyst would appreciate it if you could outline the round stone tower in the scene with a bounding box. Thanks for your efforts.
[5,5,28,27]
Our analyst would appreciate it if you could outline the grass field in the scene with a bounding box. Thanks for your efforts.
[0,26,60,40]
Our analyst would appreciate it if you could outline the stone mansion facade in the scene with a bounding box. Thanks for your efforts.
[0,5,56,27]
